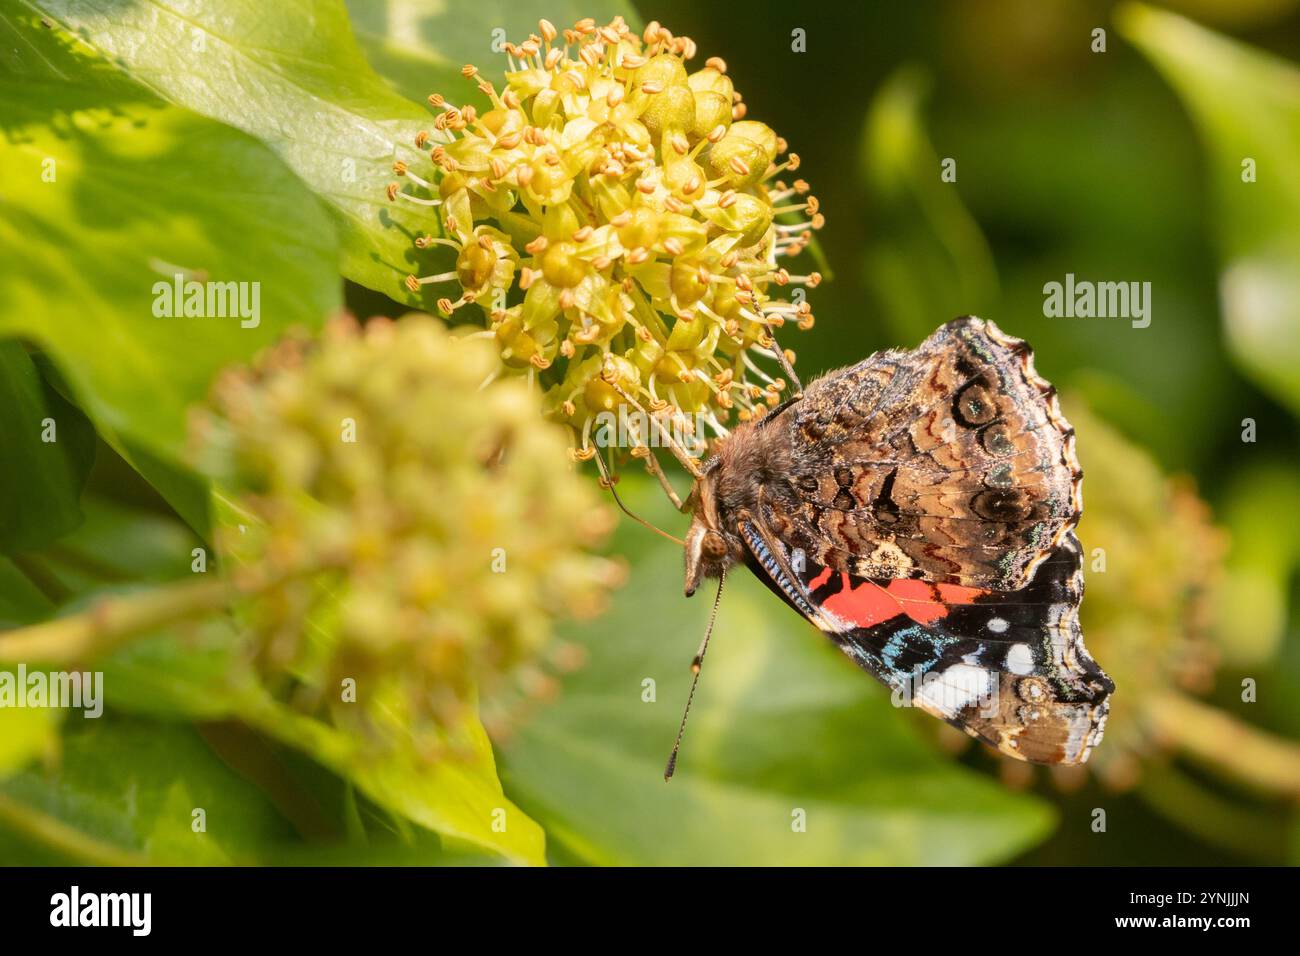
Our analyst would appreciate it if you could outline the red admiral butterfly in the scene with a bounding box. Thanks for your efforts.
[665,317,1112,774]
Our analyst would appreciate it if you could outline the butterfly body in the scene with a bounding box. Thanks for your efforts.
[682,317,1112,765]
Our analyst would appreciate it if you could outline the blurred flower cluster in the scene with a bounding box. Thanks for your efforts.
[1066,401,1225,790]
[192,314,626,742]
[390,15,823,462]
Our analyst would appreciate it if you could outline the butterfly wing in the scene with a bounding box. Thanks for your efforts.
[740,524,1111,764]
[735,317,1109,764]
[756,316,1082,593]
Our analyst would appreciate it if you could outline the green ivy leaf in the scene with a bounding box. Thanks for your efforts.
[318,705,547,866]
[0,343,95,554]
[499,479,1055,865]
[0,709,60,778]
[33,495,202,596]
[0,16,341,508]
[1118,3,1300,416]
[0,559,58,627]
[114,620,552,864]
[28,0,443,305]
[11,611,548,864]
[346,0,639,105]
[86,617,549,863]
[0,716,297,864]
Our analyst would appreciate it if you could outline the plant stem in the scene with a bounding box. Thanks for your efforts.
[9,553,72,604]
[1145,691,1300,799]
[0,577,231,665]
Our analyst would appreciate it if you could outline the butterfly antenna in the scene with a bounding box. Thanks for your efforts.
[593,452,685,546]
[664,567,726,781]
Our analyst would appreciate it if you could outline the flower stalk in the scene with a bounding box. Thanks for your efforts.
[1144,691,1300,799]
[0,577,231,666]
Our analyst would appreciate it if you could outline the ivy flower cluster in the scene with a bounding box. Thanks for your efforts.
[192,315,625,741]
[389,15,823,464]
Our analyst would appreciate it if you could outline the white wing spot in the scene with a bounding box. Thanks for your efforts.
[987,616,1009,634]
[1007,643,1035,676]
[915,663,991,716]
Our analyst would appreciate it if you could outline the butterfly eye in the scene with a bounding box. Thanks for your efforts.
[702,530,727,559]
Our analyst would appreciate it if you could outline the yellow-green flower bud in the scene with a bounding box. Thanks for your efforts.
[541,241,586,288]
[670,255,710,307]
[701,192,773,247]
[664,156,707,202]
[631,54,694,142]
[456,239,496,290]
[687,67,734,139]
[583,354,639,412]
[616,205,660,250]
[641,84,694,144]
[706,120,779,188]
[635,52,689,90]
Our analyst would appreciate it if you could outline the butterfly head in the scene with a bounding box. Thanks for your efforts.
[682,459,747,597]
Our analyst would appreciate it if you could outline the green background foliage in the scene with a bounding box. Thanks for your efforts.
[1,0,1298,865]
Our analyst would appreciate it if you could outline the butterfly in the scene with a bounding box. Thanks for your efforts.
[673,317,1113,771]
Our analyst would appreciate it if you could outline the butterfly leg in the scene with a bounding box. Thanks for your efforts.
[593,445,685,546]
[641,446,688,512]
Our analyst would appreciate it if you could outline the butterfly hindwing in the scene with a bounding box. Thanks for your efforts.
[741,525,1112,765]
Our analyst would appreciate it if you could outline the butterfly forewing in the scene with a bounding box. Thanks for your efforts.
[759,317,1083,593]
